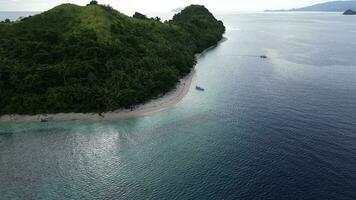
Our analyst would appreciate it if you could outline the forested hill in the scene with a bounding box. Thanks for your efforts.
[0,2,225,115]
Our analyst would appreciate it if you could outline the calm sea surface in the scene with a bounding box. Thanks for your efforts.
[0,12,38,21]
[1,12,356,200]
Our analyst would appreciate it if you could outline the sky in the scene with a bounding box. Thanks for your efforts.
[0,0,331,13]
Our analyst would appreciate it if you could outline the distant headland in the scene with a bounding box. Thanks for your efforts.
[265,0,356,12]
[172,7,184,13]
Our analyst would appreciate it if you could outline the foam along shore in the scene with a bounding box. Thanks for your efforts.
[0,70,195,123]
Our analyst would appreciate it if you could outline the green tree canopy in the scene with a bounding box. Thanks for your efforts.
[0,3,225,115]
[133,12,147,20]
[89,1,98,5]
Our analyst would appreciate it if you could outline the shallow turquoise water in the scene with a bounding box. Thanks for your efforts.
[1,12,356,199]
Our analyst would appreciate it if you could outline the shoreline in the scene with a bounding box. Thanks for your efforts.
[0,70,195,124]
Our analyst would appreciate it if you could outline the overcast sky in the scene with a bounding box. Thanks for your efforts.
[0,0,331,13]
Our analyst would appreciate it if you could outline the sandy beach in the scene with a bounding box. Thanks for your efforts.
[0,70,195,123]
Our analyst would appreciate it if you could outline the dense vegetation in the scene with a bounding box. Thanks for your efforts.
[0,3,225,115]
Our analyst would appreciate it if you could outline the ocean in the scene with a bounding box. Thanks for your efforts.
[1,12,356,200]
[0,12,38,21]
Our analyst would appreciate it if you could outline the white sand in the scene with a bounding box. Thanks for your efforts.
[0,70,195,123]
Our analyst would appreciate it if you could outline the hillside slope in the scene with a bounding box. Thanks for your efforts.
[0,3,225,115]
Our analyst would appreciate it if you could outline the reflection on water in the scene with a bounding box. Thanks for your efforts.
[1,12,356,199]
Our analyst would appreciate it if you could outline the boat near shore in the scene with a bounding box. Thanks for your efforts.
[196,86,205,91]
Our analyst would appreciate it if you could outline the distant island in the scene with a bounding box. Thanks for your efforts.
[265,0,356,12]
[343,9,356,15]
[0,1,225,116]
[172,7,184,13]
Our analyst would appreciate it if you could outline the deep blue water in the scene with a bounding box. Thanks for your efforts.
[1,12,356,200]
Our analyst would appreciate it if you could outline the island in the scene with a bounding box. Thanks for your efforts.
[0,1,225,121]
[172,7,184,13]
[343,9,356,15]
